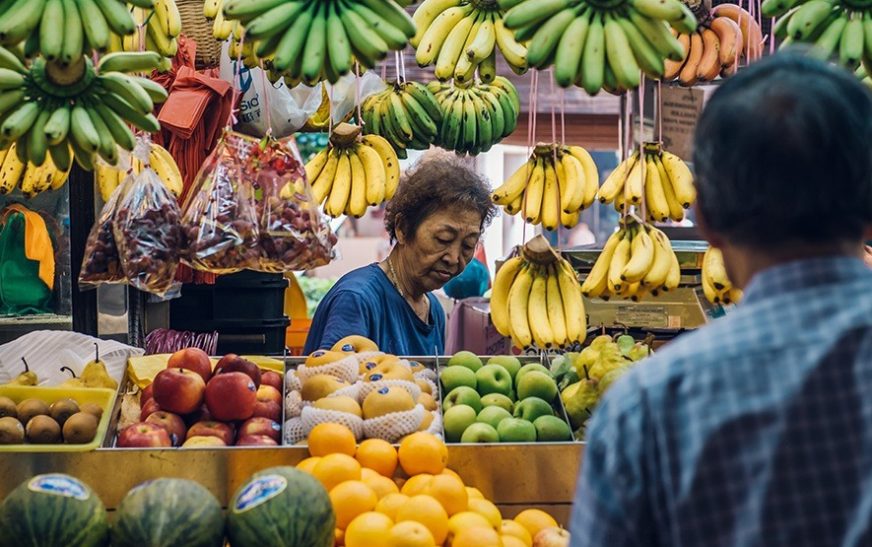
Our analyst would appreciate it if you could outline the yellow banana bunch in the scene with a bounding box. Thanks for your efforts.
[95,142,183,202]
[597,144,695,222]
[701,246,742,305]
[491,237,587,350]
[106,1,181,68]
[0,143,72,198]
[492,142,599,230]
[413,0,528,79]
[581,219,681,301]
[282,123,399,218]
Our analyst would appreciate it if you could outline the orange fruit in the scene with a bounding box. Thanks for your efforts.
[466,486,484,500]
[447,511,493,542]
[386,521,436,547]
[307,423,357,457]
[364,473,400,499]
[313,453,362,491]
[296,456,321,475]
[344,511,394,547]
[355,438,398,477]
[360,467,379,481]
[395,494,449,545]
[501,535,528,547]
[335,527,344,546]
[513,509,559,538]
[376,493,410,521]
[469,498,502,528]
[500,520,533,546]
[398,432,448,476]
[400,473,433,496]
[330,480,379,529]
[452,526,503,547]
[441,468,462,481]
[425,474,468,515]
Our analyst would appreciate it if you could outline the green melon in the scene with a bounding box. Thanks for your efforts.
[227,466,335,547]
[0,473,108,547]
[111,478,224,547]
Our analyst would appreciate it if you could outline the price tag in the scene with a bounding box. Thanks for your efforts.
[660,87,707,162]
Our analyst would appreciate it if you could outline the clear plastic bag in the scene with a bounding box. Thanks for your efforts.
[112,143,185,296]
[79,183,126,289]
[181,131,260,274]
[253,137,336,272]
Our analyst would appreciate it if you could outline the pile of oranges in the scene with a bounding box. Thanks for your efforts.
[299,423,568,547]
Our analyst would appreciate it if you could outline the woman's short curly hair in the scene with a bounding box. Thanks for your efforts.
[385,153,497,242]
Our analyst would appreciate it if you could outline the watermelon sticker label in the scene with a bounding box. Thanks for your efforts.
[28,475,89,501]
[234,475,287,513]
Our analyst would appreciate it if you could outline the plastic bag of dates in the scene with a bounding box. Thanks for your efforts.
[79,183,127,289]
[251,137,336,272]
[112,146,185,297]
[181,132,261,274]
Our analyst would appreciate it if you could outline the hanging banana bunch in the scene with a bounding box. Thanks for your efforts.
[281,123,400,218]
[491,235,587,350]
[581,217,681,301]
[701,246,742,305]
[427,76,520,155]
[412,0,529,80]
[94,141,183,201]
[219,0,415,87]
[491,143,600,231]
[0,142,72,197]
[0,49,166,171]
[106,0,182,70]
[597,143,695,223]
[500,0,698,93]
[361,81,444,158]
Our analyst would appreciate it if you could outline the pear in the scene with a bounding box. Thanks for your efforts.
[561,378,599,430]
[81,343,117,390]
[59,366,84,388]
[598,365,633,395]
[7,357,38,386]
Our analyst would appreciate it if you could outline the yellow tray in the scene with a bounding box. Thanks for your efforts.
[0,385,117,452]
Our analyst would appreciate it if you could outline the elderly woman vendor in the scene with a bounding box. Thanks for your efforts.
[304,156,497,355]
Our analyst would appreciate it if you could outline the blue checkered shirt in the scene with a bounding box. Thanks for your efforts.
[570,257,872,547]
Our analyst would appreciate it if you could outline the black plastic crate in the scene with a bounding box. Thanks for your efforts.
[170,317,290,356]
[171,271,288,322]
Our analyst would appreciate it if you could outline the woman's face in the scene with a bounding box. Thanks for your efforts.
[397,208,482,294]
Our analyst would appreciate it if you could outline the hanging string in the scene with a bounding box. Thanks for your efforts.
[656,80,662,143]
[258,60,273,138]
[560,88,566,146]
[770,17,777,53]
[522,70,541,244]
[399,50,407,83]
[354,62,363,129]
[395,51,402,83]
[637,77,647,224]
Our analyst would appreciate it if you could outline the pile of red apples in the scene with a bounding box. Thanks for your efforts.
[117,348,284,448]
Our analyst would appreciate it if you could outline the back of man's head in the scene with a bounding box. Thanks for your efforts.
[693,52,872,250]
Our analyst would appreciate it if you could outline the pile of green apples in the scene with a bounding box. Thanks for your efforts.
[439,351,572,443]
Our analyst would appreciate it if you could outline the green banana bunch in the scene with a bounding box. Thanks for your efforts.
[427,75,520,155]
[0,49,165,171]
[221,0,415,87]
[500,0,696,92]
[766,0,872,70]
[412,0,528,80]
[361,80,443,158]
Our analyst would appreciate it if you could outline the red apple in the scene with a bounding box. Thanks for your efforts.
[140,383,154,408]
[256,384,282,404]
[261,370,282,391]
[139,398,162,421]
[236,435,278,447]
[145,411,187,447]
[117,422,172,448]
[239,417,281,442]
[167,347,213,383]
[183,436,226,448]
[533,527,571,547]
[205,372,257,421]
[186,420,235,445]
[214,354,261,388]
[252,400,282,422]
[153,368,206,415]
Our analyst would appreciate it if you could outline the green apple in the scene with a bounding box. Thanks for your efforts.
[440,366,477,393]
[443,405,477,442]
[460,422,500,443]
[480,393,514,413]
[496,418,537,442]
[533,415,573,441]
[486,356,522,380]
[476,406,512,430]
[443,386,482,414]
[446,350,483,372]
[517,371,558,403]
[513,396,553,422]
[514,363,551,389]
[474,364,513,397]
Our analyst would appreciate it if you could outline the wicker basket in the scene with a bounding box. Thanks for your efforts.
[178,0,224,69]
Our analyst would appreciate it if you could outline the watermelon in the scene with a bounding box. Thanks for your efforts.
[111,478,224,547]
[0,473,108,547]
[227,466,335,547]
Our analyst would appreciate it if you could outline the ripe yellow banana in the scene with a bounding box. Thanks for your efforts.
[355,143,386,206]
[642,227,672,288]
[528,267,554,349]
[523,158,545,224]
[491,255,525,336]
[507,265,534,348]
[565,145,600,208]
[581,228,625,298]
[557,259,586,343]
[347,150,368,218]
[310,149,340,204]
[360,135,399,199]
[621,228,655,283]
[493,155,534,205]
[644,154,670,222]
[607,231,632,294]
[0,144,24,194]
[325,150,351,217]
[660,150,696,208]
[558,152,585,214]
[541,158,560,232]
[598,151,637,203]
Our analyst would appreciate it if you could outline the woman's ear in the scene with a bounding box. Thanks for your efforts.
[395,215,408,245]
